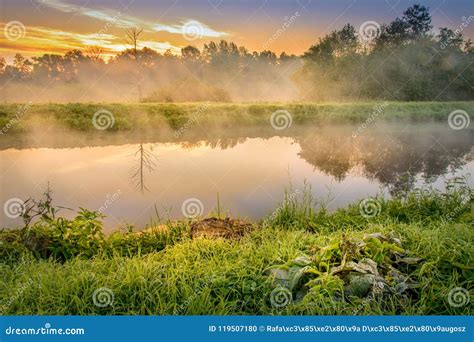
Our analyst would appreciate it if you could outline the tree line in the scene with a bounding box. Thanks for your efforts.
[299,4,473,100]
[0,4,472,101]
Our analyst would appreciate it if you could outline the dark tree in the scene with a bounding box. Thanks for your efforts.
[0,57,5,74]
[403,4,433,37]
[181,45,201,62]
[374,18,411,50]
[304,24,358,63]
[437,28,464,50]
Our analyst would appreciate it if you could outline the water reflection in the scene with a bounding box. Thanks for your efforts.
[0,123,472,230]
[130,144,157,193]
[297,127,473,194]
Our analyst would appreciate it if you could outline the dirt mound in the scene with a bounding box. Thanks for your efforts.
[190,218,253,239]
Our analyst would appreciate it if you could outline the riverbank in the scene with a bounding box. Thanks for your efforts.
[1,182,472,315]
[0,102,472,134]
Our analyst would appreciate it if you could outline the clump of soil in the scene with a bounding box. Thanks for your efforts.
[190,218,253,239]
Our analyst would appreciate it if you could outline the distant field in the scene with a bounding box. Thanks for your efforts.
[0,101,473,133]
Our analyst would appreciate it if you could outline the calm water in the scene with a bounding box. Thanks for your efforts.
[1,123,473,231]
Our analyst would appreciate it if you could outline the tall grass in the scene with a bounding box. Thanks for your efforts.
[0,181,472,315]
[0,101,473,133]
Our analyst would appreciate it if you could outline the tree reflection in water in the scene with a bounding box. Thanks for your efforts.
[130,143,157,193]
[296,126,473,195]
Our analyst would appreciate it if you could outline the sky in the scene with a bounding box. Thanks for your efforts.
[0,0,473,61]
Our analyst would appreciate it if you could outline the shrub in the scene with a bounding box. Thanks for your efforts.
[19,209,105,261]
[143,77,231,103]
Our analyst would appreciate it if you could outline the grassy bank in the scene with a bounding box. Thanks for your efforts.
[1,101,473,133]
[1,181,472,315]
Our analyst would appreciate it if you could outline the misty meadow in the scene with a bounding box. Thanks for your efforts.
[0,3,473,317]
[0,5,473,102]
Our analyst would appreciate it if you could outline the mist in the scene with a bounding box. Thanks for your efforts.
[0,45,302,103]
[0,6,472,103]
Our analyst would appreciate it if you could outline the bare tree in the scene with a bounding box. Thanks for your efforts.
[130,144,157,193]
[125,27,144,101]
[125,27,143,57]
[85,45,104,63]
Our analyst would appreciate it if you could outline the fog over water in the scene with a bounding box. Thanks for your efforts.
[1,123,472,231]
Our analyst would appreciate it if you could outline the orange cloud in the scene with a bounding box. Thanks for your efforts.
[0,23,182,60]
[40,0,228,38]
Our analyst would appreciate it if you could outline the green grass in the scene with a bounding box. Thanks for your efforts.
[0,180,472,315]
[0,101,473,133]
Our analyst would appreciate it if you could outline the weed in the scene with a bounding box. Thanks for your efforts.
[0,180,472,315]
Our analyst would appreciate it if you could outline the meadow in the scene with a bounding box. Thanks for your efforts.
[1,100,473,315]
[1,7,474,342]
[1,101,473,133]
[0,179,472,315]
